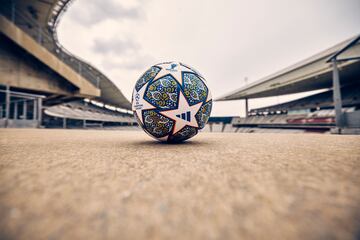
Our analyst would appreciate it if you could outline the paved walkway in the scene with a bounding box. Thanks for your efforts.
[0,129,359,240]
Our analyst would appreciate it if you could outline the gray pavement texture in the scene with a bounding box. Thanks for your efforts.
[0,129,360,240]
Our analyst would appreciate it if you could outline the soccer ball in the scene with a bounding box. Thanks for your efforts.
[132,62,212,142]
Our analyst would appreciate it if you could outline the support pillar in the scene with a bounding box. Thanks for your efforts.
[63,118,67,129]
[332,59,344,130]
[33,99,37,120]
[23,100,27,120]
[245,98,249,118]
[37,98,42,128]
[14,102,18,120]
[5,85,10,128]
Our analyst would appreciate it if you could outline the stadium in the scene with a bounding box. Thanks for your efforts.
[0,1,359,240]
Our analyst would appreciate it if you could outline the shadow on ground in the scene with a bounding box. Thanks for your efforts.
[131,139,210,147]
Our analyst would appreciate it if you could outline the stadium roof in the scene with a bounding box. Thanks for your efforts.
[0,0,131,109]
[216,35,360,101]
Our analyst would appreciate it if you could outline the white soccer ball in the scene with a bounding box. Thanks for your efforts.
[132,61,212,142]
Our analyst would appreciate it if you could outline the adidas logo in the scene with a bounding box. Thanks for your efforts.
[176,111,191,122]
[166,63,177,72]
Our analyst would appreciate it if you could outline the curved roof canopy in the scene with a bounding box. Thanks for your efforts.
[0,0,131,109]
[216,35,360,101]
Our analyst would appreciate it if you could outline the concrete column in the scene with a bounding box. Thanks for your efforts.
[37,98,42,128]
[33,99,37,120]
[83,119,86,128]
[5,85,10,128]
[14,102,18,119]
[63,118,67,129]
[23,100,27,120]
[245,98,249,118]
[332,59,344,129]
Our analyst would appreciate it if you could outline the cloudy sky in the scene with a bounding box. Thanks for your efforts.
[58,0,360,116]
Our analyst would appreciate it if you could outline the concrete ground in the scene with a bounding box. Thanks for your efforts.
[0,129,359,240]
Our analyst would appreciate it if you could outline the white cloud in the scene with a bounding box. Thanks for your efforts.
[58,0,360,116]
[93,37,140,55]
[67,0,144,25]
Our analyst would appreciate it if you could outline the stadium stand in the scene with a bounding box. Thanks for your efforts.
[0,0,133,128]
[229,84,360,132]
[44,100,136,128]
[250,84,360,114]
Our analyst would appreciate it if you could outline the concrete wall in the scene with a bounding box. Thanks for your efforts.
[0,119,38,128]
[345,111,360,128]
[0,35,77,95]
[0,15,100,97]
